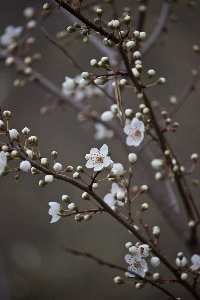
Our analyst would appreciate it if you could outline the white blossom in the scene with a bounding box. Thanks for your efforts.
[190,254,200,271]
[111,163,124,176]
[62,76,76,91]
[0,151,7,175]
[138,244,149,258]
[85,144,112,171]
[125,254,147,278]
[124,118,145,146]
[103,182,125,207]
[20,160,31,172]
[48,202,61,223]
[0,26,23,46]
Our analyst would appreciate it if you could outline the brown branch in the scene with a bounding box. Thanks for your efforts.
[5,143,200,299]
[65,248,178,299]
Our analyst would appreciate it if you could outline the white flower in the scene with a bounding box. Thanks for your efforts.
[125,254,147,278]
[0,26,23,46]
[0,151,7,175]
[85,144,112,171]
[62,76,76,92]
[138,244,149,258]
[53,163,62,172]
[124,118,145,146]
[48,202,61,223]
[190,254,200,271]
[9,129,19,141]
[111,163,124,176]
[103,182,125,207]
[20,160,31,172]
[45,175,54,183]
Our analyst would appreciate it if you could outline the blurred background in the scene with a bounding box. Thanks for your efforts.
[0,1,200,299]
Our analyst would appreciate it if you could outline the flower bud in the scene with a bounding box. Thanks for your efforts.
[84,214,92,221]
[141,203,148,211]
[53,163,62,172]
[43,3,52,10]
[139,32,146,40]
[101,111,114,122]
[81,72,90,80]
[139,185,148,194]
[65,166,73,172]
[39,179,46,187]
[176,256,188,268]
[113,276,125,284]
[110,104,118,114]
[133,51,142,60]
[133,31,140,38]
[147,69,155,78]
[0,120,5,131]
[128,153,137,164]
[151,257,160,267]
[96,8,103,17]
[181,273,188,280]
[67,26,76,33]
[9,129,20,141]
[116,191,125,201]
[92,183,98,189]
[124,15,131,25]
[73,172,81,179]
[135,283,144,289]
[125,242,133,249]
[188,220,196,227]
[75,214,84,222]
[22,127,30,137]
[191,153,198,164]
[20,160,31,172]
[62,195,71,203]
[68,203,78,211]
[153,273,160,280]
[82,192,90,200]
[90,59,98,67]
[152,226,160,237]
[41,158,48,166]
[44,175,54,183]
[5,57,14,66]
[157,77,166,84]
[51,151,58,159]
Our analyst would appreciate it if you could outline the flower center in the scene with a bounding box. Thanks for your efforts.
[129,127,141,140]
[91,151,104,164]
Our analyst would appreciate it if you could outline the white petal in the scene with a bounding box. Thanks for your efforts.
[124,124,131,135]
[100,144,108,156]
[103,194,116,207]
[94,162,104,171]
